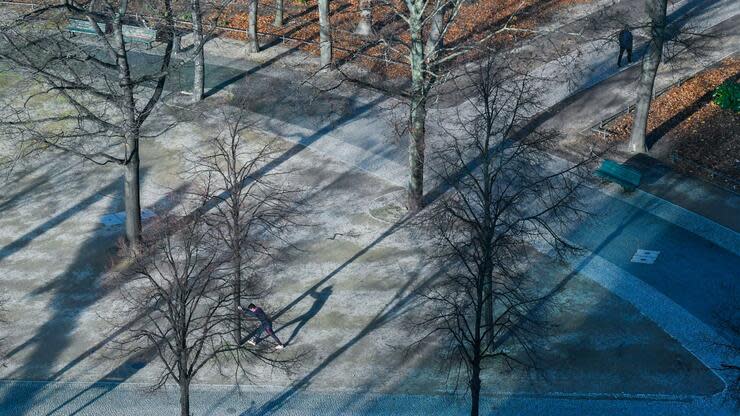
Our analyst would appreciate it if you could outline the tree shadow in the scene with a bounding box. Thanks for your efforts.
[444,0,565,52]
[248,265,440,416]
[201,43,302,98]
[276,286,333,346]
[645,83,722,150]
[197,93,387,217]
[0,171,188,415]
[0,172,123,264]
[201,3,351,99]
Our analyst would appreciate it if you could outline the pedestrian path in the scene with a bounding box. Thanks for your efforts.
[1,379,735,416]
[624,154,740,234]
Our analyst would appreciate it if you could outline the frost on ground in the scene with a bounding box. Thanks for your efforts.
[0,63,722,399]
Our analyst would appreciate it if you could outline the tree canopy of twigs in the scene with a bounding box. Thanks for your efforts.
[111,211,297,416]
[187,108,303,343]
[0,0,179,247]
[411,52,589,416]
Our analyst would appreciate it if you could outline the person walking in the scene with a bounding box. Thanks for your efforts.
[618,26,633,67]
[238,303,285,350]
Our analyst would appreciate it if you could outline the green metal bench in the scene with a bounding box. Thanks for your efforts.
[67,18,107,36]
[594,159,642,191]
[122,24,157,47]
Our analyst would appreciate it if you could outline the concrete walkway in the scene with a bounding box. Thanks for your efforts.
[1,379,736,416]
[164,0,740,409]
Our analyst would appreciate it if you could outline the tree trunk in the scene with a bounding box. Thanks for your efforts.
[233,247,242,343]
[628,0,667,153]
[179,378,191,416]
[470,365,480,416]
[355,0,373,36]
[470,363,481,416]
[274,0,284,27]
[247,0,260,53]
[407,14,426,212]
[191,0,204,102]
[471,276,483,416]
[318,0,332,68]
[123,134,142,247]
[425,3,446,57]
[116,17,143,247]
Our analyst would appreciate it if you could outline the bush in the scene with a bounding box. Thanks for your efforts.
[712,79,740,112]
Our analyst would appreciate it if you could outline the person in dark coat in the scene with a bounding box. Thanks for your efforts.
[618,26,633,67]
[238,303,285,349]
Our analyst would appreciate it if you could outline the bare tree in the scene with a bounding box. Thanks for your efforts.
[354,0,373,37]
[362,0,468,212]
[187,109,301,343]
[628,0,668,153]
[273,0,284,27]
[112,212,295,416]
[325,0,554,213]
[413,54,586,416]
[624,0,716,153]
[246,0,259,53]
[318,0,332,68]
[0,1,178,247]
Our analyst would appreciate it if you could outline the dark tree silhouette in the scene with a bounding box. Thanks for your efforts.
[111,211,296,416]
[412,52,588,416]
[0,0,178,248]
[187,109,302,343]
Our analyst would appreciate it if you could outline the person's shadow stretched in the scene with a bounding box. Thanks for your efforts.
[278,286,333,346]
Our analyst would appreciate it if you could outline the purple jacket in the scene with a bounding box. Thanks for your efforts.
[243,306,271,325]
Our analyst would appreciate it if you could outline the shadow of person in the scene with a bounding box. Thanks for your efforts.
[278,286,333,346]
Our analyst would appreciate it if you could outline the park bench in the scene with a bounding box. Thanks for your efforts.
[594,159,642,191]
[67,18,108,36]
[122,24,157,47]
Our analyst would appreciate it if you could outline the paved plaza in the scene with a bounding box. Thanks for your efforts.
[0,0,738,414]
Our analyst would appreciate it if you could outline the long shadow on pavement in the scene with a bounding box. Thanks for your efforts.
[250,265,441,416]
[32,149,392,414]
[275,286,333,346]
[0,173,188,416]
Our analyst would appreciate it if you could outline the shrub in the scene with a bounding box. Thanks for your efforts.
[712,79,740,112]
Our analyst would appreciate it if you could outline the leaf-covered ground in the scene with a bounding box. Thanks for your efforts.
[593,58,740,191]
[5,0,588,78]
[224,0,588,77]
